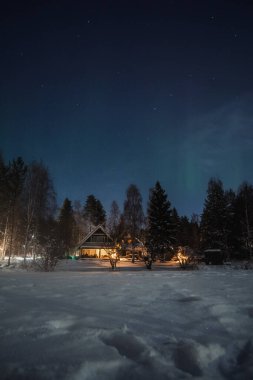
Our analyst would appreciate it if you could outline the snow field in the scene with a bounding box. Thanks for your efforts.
[0,259,252,379]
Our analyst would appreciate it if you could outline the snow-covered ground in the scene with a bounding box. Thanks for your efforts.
[0,259,252,379]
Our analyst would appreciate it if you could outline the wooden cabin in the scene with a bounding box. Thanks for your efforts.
[76,225,115,258]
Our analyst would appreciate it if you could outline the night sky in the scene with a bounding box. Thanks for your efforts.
[1,0,253,217]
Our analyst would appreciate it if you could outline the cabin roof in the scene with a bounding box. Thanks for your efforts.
[76,224,114,248]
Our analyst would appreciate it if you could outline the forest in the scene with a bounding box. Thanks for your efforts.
[0,154,252,269]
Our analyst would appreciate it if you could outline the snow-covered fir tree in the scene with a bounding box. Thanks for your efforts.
[234,182,253,258]
[83,195,106,228]
[200,178,228,250]
[58,198,76,255]
[170,207,180,246]
[146,181,175,260]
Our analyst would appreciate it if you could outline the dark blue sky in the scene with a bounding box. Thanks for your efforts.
[1,0,253,216]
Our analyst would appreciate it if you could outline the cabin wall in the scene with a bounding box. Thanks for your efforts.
[80,248,109,258]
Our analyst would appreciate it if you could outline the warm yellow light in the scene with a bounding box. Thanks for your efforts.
[176,247,189,264]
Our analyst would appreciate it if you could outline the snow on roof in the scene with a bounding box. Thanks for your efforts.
[76,224,113,248]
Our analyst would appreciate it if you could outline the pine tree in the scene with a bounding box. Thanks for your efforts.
[83,195,106,227]
[188,214,200,251]
[234,182,253,258]
[146,181,174,261]
[224,189,237,255]
[171,207,180,247]
[178,216,191,247]
[58,198,76,255]
[200,178,228,250]
[176,214,200,251]
[73,200,86,242]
